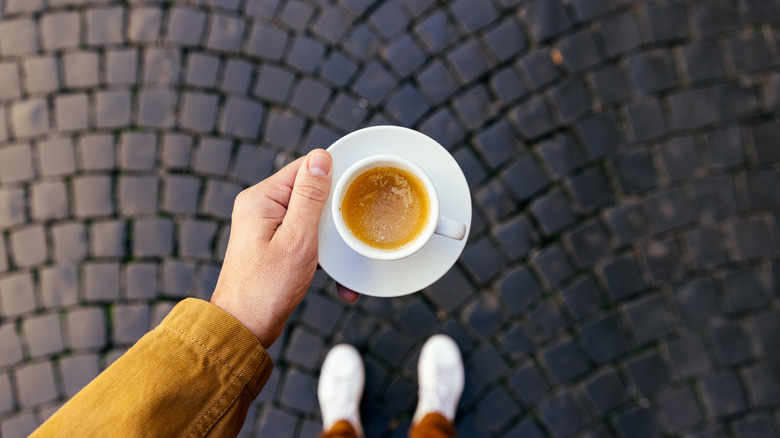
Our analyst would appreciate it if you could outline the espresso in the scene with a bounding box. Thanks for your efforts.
[341,166,430,250]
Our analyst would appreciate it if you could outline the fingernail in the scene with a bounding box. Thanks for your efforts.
[308,152,331,176]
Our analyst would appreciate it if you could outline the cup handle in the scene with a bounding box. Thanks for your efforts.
[434,216,467,241]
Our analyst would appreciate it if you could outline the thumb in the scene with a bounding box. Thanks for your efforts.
[283,149,333,235]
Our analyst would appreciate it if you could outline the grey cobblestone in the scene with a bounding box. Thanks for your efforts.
[95,90,131,128]
[55,94,89,132]
[11,100,49,138]
[77,134,114,170]
[60,354,100,398]
[84,262,120,302]
[40,12,79,51]
[10,225,47,268]
[23,56,58,94]
[86,6,124,46]
[23,313,64,357]
[39,266,78,308]
[143,48,181,85]
[16,361,58,408]
[66,307,106,350]
[0,145,34,184]
[0,62,20,101]
[0,322,23,367]
[128,7,161,43]
[112,304,149,345]
[30,181,68,220]
[0,19,38,56]
[133,219,173,258]
[50,222,87,263]
[106,49,138,86]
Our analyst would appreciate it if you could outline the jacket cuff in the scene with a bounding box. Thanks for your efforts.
[160,298,274,399]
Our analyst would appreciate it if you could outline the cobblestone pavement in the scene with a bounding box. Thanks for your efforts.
[0,0,780,437]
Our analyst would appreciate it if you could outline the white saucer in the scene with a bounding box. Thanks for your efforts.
[318,126,472,297]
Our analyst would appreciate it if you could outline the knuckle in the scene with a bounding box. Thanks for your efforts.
[294,183,329,204]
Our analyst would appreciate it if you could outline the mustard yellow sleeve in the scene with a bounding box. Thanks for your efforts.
[32,298,274,438]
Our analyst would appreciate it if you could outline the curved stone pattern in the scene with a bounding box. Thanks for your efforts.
[0,0,779,436]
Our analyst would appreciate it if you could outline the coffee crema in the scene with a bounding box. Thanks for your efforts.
[341,166,430,250]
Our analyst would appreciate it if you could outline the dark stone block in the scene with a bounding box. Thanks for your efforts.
[336,311,377,350]
[705,127,744,169]
[657,136,703,181]
[566,168,613,212]
[353,61,394,106]
[461,237,505,285]
[531,245,575,288]
[427,266,474,312]
[538,390,591,437]
[615,407,661,438]
[624,294,674,345]
[611,148,659,194]
[530,189,576,236]
[414,11,458,54]
[601,255,645,300]
[508,363,549,404]
[745,363,780,407]
[754,312,780,360]
[279,370,317,413]
[300,294,343,335]
[728,32,772,74]
[321,51,358,87]
[523,0,573,42]
[570,0,616,21]
[641,238,685,283]
[681,42,725,82]
[711,321,755,366]
[501,322,534,360]
[581,314,630,362]
[684,227,728,271]
[668,86,720,130]
[744,0,780,22]
[502,155,549,201]
[382,34,425,77]
[751,121,780,164]
[726,217,773,262]
[645,1,689,42]
[510,96,555,140]
[418,108,465,149]
[745,171,780,210]
[438,319,475,356]
[386,84,428,126]
[657,388,704,432]
[370,326,414,367]
[382,375,416,415]
[733,415,778,438]
[417,61,458,105]
[475,387,521,433]
[666,334,711,380]
[577,112,626,159]
[694,0,742,35]
[591,65,630,104]
[489,66,526,103]
[624,99,667,142]
[625,352,670,397]
[463,294,509,339]
[556,29,601,73]
[691,176,737,222]
[599,11,643,57]
[605,202,650,246]
[702,373,747,417]
[717,83,760,122]
[397,299,438,338]
[584,368,628,414]
[548,80,591,124]
[468,345,509,388]
[493,215,539,261]
[475,179,516,222]
[498,266,542,313]
[673,278,722,328]
[541,338,590,384]
[628,50,677,95]
[284,327,324,370]
[518,49,560,90]
[528,301,568,342]
[453,86,498,131]
[561,276,603,320]
[483,17,526,61]
[447,39,492,83]
[474,120,521,169]
[645,188,694,233]
[564,220,611,268]
[503,418,545,438]
[722,266,772,314]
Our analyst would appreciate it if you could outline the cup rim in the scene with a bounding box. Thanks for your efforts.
[332,154,440,261]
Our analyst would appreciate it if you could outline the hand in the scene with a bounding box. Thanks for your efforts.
[211,149,355,347]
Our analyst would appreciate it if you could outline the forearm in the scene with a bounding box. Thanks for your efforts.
[32,298,273,438]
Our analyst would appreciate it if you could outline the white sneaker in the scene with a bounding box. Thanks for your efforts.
[318,344,365,437]
[412,334,465,425]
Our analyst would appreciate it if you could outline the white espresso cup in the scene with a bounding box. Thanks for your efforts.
[332,155,467,261]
